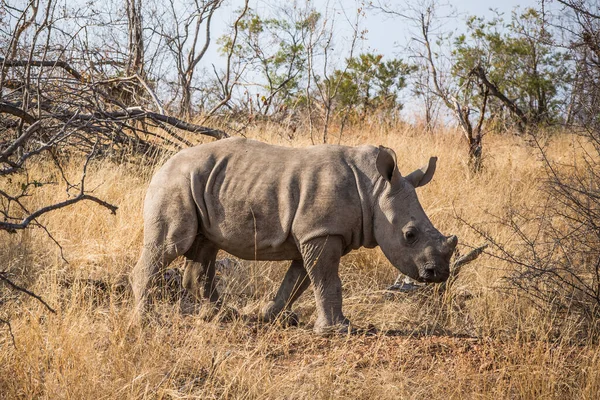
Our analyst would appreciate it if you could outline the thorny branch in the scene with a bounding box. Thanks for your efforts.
[1,272,57,348]
[0,272,56,314]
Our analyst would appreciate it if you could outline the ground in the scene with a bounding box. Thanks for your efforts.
[1,124,599,399]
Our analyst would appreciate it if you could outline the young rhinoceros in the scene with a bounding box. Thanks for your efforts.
[132,137,457,333]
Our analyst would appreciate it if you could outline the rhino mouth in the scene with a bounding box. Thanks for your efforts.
[417,262,449,283]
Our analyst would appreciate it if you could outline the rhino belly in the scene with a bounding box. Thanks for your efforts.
[213,236,302,261]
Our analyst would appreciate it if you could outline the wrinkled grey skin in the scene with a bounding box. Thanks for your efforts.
[131,137,457,333]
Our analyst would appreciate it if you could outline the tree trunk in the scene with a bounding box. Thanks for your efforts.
[180,75,192,118]
[126,0,145,77]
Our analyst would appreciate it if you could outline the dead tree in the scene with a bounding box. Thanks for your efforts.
[126,0,145,77]
[417,7,488,171]
[373,0,489,171]
[157,0,224,117]
[1,0,229,231]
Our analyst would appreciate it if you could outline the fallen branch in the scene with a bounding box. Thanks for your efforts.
[0,101,37,124]
[92,74,166,114]
[451,243,489,277]
[1,104,230,141]
[1,59,230,144]
[0,119,44,160]
[439,243,489,291]
[0,57,83,81]
[89,108,229,140]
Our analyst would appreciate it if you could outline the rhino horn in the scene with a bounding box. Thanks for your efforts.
[406,156,437,188]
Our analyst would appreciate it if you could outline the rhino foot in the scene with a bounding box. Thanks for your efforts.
[270,310,299,327]
[197,300,239,322]
[314,317,351,335]
[260,302,300,327]
[313,317,378,336]
[314,322,354,336]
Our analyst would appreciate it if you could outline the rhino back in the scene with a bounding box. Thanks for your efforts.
[154,138,379,260]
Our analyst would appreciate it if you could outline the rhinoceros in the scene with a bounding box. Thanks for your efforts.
[131,137,457,333]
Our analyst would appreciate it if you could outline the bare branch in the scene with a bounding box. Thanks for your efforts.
[203,0,250,120]
[0,101,37,124]
[63,107,229,139]
[0,193,118,233]
[470,65,528,130]
[556,0,600,20]
[0,57,83,81]
[0,119,43,160]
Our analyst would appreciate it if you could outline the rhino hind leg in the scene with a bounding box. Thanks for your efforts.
[182,237,219,303]
[181,237,240,321]
[301,236,350,334]
[131,203,199,320]
[131,244,181,320]
[261,259,310,325]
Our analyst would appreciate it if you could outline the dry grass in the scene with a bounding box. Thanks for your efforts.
[1,123,599,399]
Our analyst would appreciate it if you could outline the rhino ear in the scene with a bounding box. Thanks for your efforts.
[406,157,437,188]
[376,146,400,183]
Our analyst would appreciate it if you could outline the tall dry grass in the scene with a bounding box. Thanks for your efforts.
[1,123,599,399]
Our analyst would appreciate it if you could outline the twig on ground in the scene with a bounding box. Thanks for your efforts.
[0,272,57,314]
[0,318,17,348]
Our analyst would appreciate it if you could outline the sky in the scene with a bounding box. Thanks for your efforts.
[195,0,547,119]
[202,0,547,70]
[365,0,544,54]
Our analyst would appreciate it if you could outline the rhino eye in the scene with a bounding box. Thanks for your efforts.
[404,229,418,244]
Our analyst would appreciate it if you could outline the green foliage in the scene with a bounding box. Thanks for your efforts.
[452,8,571,126]
[218,7,319,115]
[330,53,414,118]
[218,7,413,121]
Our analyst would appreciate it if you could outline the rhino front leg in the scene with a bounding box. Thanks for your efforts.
[261,259,310,325]
[301,236,349,334]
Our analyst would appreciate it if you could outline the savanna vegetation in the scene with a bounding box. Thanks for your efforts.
[1,0,600,398]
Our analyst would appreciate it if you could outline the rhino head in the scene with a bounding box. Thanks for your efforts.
[373,146,457,283]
